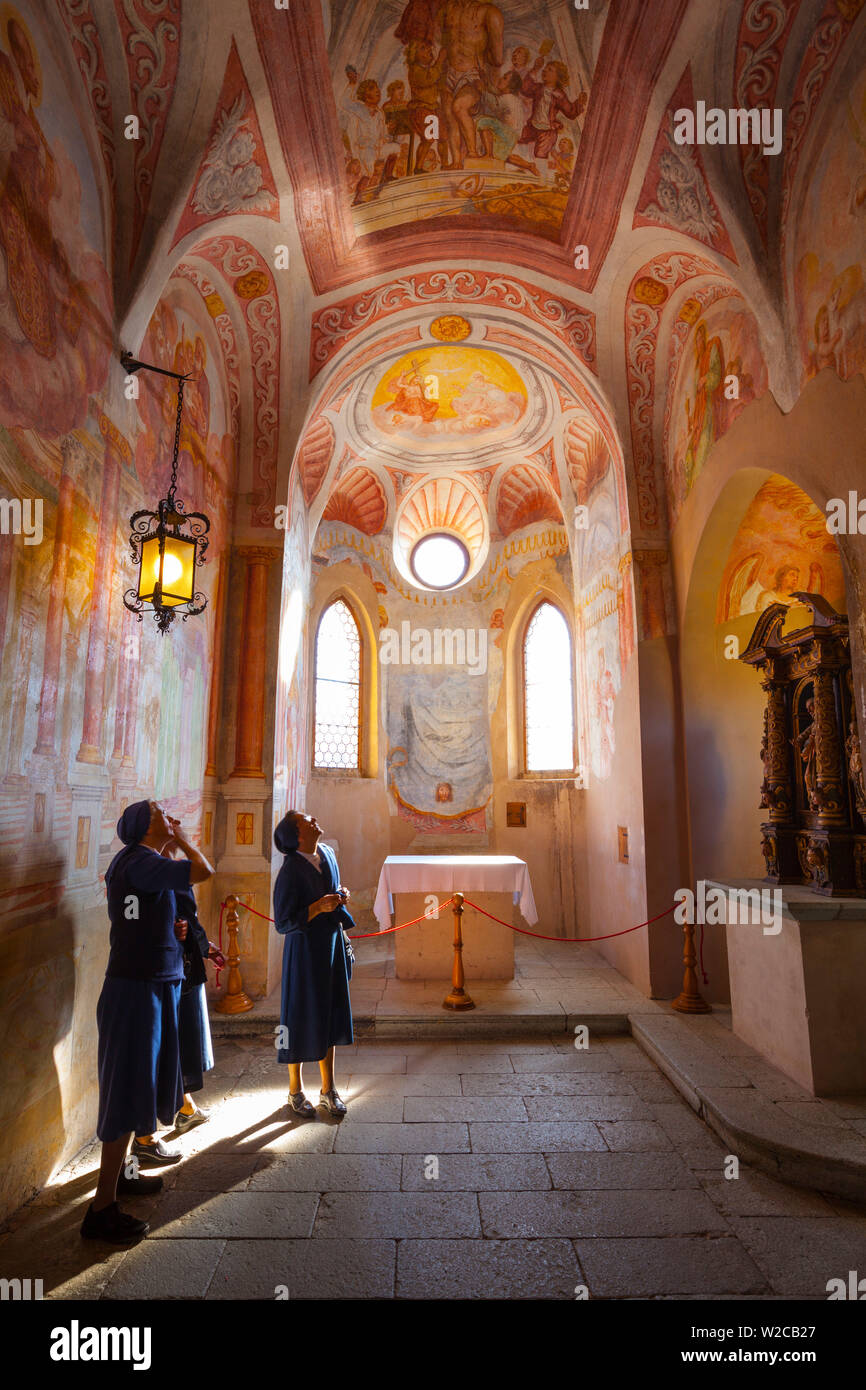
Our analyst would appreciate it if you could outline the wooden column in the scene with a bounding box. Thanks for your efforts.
[77,415,129,764]
[231,547,277,778]
[759,677,793,823]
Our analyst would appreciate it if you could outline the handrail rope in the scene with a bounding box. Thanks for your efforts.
[460,896,677,942]
[219,896,456,938]
[219,896,678,945]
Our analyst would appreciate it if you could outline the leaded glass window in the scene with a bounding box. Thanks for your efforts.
[524,602,574,772]
[313,599,361,770]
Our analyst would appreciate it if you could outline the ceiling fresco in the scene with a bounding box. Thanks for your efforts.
[327,0,608,241]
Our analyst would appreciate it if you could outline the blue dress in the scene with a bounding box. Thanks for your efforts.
[97,845,191,1141]
[273,844,354,1064]
[175,885,214,1093]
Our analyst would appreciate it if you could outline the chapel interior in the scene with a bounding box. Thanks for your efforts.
[2,0,866,1303]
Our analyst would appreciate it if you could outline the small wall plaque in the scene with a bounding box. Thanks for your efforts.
[618,826,629,863]
[506,802,527,827]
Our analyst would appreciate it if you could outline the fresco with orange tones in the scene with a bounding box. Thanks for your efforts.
[717,475,846,625]
[793,65,866,386]
[371,344,526,443]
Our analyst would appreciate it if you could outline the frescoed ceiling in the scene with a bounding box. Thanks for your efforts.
[46,0,866,548]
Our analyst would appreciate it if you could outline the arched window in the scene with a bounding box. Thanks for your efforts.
[523,602,574,772]
[313,598,361,771]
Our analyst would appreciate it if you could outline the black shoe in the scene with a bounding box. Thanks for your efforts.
[80,1201,149,1243]
[117,1172,164,1196]
[130,1137,182,1165]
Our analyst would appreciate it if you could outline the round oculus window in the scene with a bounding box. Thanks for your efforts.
[409,532,470,590]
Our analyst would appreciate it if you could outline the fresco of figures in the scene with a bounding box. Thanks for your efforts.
[668,300,768,519]
[328,0,606,237]
[370,344,527,444]
[717,475,846,624]
[793,65,866,386]
[0,4,112,435]
[0,6,236,848]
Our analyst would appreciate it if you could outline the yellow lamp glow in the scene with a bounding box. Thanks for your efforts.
[138,533,196,608]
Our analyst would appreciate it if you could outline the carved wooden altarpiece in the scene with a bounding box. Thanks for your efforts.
[740,594,866,896]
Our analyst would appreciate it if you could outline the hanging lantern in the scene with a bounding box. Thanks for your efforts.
[122,366,210,634]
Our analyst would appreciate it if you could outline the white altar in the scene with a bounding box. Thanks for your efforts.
[373,855,538,980]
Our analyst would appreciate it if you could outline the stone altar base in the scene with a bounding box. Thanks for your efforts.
[391,891,516,981]
[717,877,866,1095]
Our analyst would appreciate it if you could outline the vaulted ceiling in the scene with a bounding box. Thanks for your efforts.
[54,0,866,550]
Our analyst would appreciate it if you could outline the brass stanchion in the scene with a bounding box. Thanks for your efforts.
[671,914,711,1013]
[215,894,254,1014]
[443,891,475,1010]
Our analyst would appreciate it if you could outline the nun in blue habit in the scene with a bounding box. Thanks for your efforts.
[273,810,354,1116]
[80,798,214,1245]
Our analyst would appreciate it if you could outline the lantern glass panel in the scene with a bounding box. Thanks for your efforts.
[139,534,196,607]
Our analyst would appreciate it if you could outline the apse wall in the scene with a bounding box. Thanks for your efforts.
[290,518,589,937]
[0,8,235,1217]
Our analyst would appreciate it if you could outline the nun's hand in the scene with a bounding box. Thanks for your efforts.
[338,885,351,903]
[309,893,342,920]
[174,918,189,941]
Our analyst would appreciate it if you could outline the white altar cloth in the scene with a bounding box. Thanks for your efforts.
[373,855,538,932]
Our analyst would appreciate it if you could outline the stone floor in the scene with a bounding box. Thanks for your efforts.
[4,1031,866,1300]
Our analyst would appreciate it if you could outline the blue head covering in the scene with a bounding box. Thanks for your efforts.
[274,811,300,854]
[117,799,152,847]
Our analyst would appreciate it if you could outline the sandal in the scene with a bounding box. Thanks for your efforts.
[318,1089,347,1116]
[288,1091,316,1117]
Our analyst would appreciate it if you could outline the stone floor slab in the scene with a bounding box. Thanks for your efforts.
[313,1191,480,1238]
[545,1152,700,1190]
[727,1216,866,1297]
[524,1095,652,1122]
[478,1188,728,1238]
[101,1239,226,1299]
[248,1154,402,1191]
[467,1121,605,1152]
[403,1096,528,1122]
[145,1190,319,1239]
[395,1239,581,1299]
[575,1236,767,1298]
[400,1152,551,1191]
[334,1122,470,1153]
[206,1239,396,1299]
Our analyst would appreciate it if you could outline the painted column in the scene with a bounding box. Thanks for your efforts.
[6,605,37,777]
[231,546,277,778]
[205,554,228,778]
[34,435,83,756]
[121,617,141,767]
[76,414,130,764]
[0,530,14,668]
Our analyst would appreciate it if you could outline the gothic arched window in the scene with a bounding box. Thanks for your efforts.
[313,598,361,771]
[523,601,575,772]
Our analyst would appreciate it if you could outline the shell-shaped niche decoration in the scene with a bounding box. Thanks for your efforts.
[297,414,335,506]
[321,466,387,535]
[564,416,610,503]
[395,476,488,589]
[496,463,563,536]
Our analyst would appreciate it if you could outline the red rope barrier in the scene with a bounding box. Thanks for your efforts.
[460,897,677,942]
[220,896,677,944]
[219,897,456,937]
